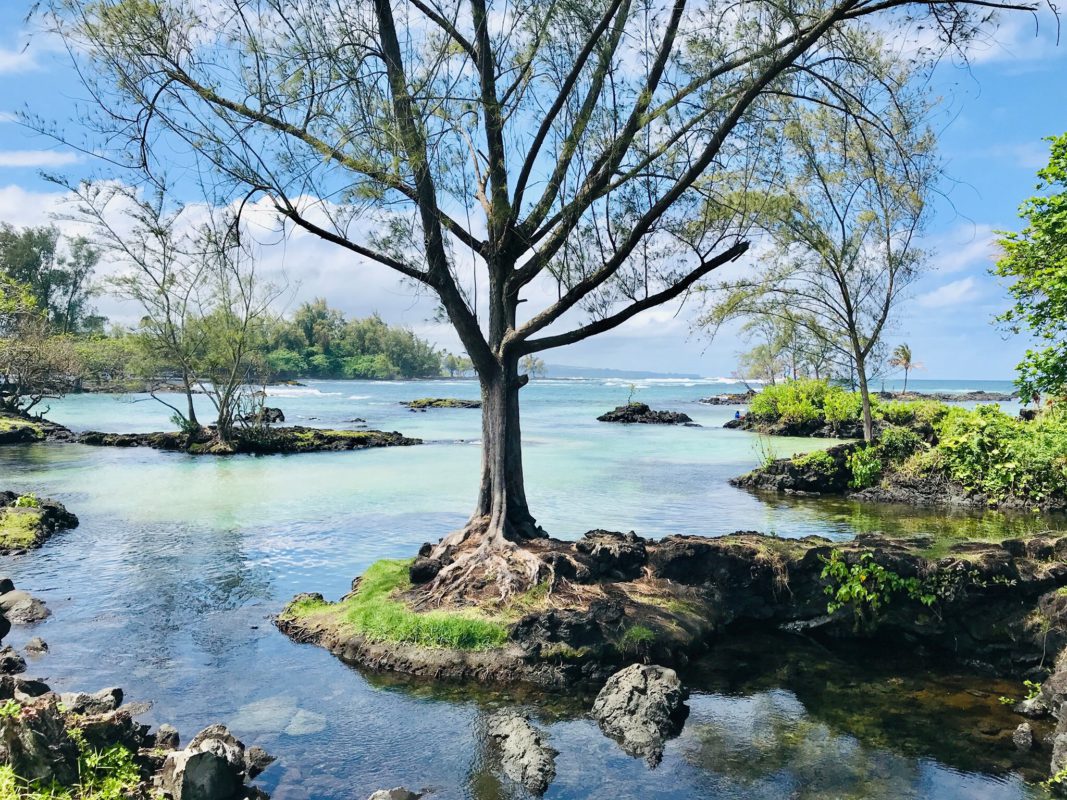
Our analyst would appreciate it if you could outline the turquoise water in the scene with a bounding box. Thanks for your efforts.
[0,377,1053,799]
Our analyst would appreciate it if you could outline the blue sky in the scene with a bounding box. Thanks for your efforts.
[0,4,1064,380]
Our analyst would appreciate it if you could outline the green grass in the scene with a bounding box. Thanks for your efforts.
[0,508,43,549]
[0,740,141,800]
[0,416,43,437]
[284,559,509,651]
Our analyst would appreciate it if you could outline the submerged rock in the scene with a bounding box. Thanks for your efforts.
[485,711,557,794]
[591,664,689,764]
[23,637,47,655]
[0,590,51,624]
[597,403,693,425]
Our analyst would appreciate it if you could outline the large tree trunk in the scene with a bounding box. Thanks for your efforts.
[423,353,547,604]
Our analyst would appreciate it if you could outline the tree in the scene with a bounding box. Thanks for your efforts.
[888,343,920,393]
[443,352,475,378]
[0,278,81,415]
[995,133,1067,402]
[47,0,1027,598]
[520,355,546,379]
[702,78,937,442]
[0,223,100,334]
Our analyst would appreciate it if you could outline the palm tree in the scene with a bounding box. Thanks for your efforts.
[889,344,921,393]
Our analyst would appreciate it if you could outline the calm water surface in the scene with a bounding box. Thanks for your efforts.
[0,377,1056,799]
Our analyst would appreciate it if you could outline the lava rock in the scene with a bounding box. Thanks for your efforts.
[0,590,51,624]
[245,745,275,778]
[1014,722,1034,750]
[59,687,123,715]
[0,696,79,784]
[591,664,689,764]
[367,789,422,800]
[575,530,647,581]
[24,637,47,655]
[156,723,181,750]
[597,403,693,425]
[485,711,557,794]
[0,646,26,675]
[409,557,442,584]
[160,724,263,800]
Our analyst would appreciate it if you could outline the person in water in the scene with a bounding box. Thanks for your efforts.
[734,410,742,419]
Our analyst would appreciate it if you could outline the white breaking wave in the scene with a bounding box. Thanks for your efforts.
[265,387,343,398]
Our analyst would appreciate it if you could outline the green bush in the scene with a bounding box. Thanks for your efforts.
[749,379,830,423]
[877,399,947,427]
[823,387,865,424]
[12,495,39,509]
[794,449,837,476]
[878,426,924,462]
[847,446,883,489]
[936,405,1067,503]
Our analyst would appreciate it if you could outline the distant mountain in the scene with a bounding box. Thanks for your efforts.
[543,363,704,380]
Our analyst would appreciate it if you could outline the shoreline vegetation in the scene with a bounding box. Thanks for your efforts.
[727,379,1067,512]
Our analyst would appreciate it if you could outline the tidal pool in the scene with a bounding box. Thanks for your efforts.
[0,378,1056,798]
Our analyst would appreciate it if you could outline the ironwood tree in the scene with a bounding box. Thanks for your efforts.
[46,0,1036,598]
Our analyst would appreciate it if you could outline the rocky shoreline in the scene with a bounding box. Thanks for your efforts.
[402,398,481,410]
[0,492,79,553]
[732,441,1067,512]
[278,528,1067,685]
[74,426,420,455]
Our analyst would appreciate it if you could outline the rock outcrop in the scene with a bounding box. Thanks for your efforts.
[591,664,689,764]
[161,723,273,800]
[402,398,481,410]
[76,426,420,455]
[597,403,694,425]
[0,493,79,554]
[485,711,557,794]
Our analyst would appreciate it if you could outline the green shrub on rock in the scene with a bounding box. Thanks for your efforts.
[878,426,924,462]
[847,447,883,489]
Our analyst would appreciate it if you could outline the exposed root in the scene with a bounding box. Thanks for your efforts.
[417,517,552,609]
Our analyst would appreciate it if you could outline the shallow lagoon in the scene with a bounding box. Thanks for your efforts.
[0,377,1057,798]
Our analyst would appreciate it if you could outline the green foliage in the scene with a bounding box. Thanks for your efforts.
[846,446,883,489]
[749,379,830,423]
[877,426,923,462]
[620,625,656,652]
[820,550,933,629]
[0,739,141,800]
[822,387,865,425]
[994,133,1067,399]
[0,700,21,719]
[12,495,40,509]
[285,559,508,651]
[265,302,441,380]
[936,404,1067,503]
[793,448,836,476]
[876,399,947,427]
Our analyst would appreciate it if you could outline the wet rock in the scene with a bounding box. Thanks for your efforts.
[367,789,422,800]
[156,723,180,750]
[0,578,13,594]
[591,664,689,765]
[245,745,275,778]
[1014,722,1034,750]
[0,695,79,784]
[241,407,284,424]
[24,637,47,654]
[0,590,51,624]
[59,687,123,715]
[408,557,442,585]
[1016,696,1051,719]
[597,403,693,425]
[485,711,557,794]
[0,646,26,674]
[160,724,264,800]
[730,442,857,495]
[402,398,480,410]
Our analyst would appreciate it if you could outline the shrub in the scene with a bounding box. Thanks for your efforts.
[820,550,933,630]
[878,399,947,427]
[748,379,830,423]
[878,426,924,462]
[823,387,865,425]
[936,405,1067,503]
[12,494,39,509]
[794,448,837,476]
[620,625,656,652]
[847,446,883,489]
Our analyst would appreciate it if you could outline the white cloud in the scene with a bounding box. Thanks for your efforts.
[917,277,980,308]
[0,46,37,75]
[925,223,999,274]
[0,150,81,168]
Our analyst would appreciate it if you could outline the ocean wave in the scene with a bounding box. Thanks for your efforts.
[347,395,371,400]
[265,387,343,398]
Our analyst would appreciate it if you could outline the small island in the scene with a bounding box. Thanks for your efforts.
[401,398,482,410]
[597,403,695,425]
[0,492,79,553]
[75,426,420,455]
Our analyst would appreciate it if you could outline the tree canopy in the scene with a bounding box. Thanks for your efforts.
[995,133,1067,400]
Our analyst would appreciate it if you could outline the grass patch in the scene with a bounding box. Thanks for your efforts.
[0,508,42,549]
[0,416,43,438]
[620,625,657,652]
[285,559,509,651]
